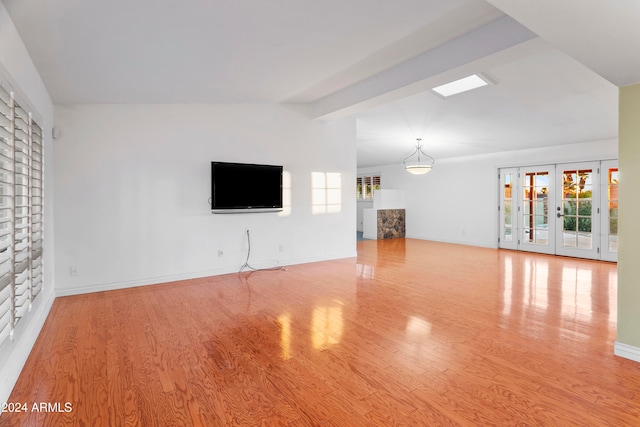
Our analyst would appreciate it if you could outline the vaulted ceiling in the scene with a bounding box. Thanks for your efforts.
[3,0,638,167]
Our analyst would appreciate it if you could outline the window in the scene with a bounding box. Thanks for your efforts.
[0,84,44,348]
[356,175,380,200]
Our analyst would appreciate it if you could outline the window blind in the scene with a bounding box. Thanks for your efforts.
[30,121,43,300]
[0,84,44,348]
[356,175,381,200]
[0,85,11,347]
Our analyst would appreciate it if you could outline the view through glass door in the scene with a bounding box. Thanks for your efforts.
[499,161,617,261]
[499,168,517,251]
[519,166,555,255]
[555,162,599,259]
[601,161,619,262]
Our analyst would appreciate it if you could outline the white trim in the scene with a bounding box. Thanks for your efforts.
[56,252,357,297]
[0,290,55,405]
[614,341,640,363]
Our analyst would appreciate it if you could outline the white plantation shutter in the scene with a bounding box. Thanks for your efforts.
[0,85,12,346]
[372,176,381,190]
[356,175,381,200]
[13,102,31,323]
[0,84,44,347]
[30,121,43,299]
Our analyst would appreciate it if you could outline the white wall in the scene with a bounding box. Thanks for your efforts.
[359,139,617,248]
[53,104,356,295]
[356,200,373,231]
[0,2,56,406]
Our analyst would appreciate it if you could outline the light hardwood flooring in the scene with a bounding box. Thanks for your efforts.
[2,238,639,426]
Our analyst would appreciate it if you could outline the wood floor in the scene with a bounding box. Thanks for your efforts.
[2,239,639,426]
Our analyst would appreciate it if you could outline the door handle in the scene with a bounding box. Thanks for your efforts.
[556,212,564,218]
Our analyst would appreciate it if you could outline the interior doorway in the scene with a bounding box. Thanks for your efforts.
[499,161,618,261]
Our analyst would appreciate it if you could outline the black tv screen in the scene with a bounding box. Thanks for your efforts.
[211,162,283,212]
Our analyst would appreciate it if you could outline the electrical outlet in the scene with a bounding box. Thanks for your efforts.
[218,250,224,257]
[70,266,80,276]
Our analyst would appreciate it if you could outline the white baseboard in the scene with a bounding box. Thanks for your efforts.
[0,290,56,405]
[56,251,357,297]
[56,267,238,297]
[614,341,640,363]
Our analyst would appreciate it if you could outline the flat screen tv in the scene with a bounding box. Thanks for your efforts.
[211,162,283,213]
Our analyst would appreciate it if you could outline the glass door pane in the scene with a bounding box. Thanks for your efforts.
[607,168,619,252]
[555,162,599,259]
[601,160,618,262]
[523,172,550,244]
[499,168,518,250]
[519,166,555,254]
[561,168,593,249]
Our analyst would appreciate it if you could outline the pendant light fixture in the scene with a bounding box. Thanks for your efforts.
[403,138,435,175]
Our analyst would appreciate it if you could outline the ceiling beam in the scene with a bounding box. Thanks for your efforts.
[307,16,536,120]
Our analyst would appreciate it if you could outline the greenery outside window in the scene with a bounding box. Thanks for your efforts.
[356,175,380,200]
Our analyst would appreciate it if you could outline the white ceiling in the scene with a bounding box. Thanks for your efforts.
[3,0,490,104]
[356,38,618,166]
[486,0,640,88]
[3,0,637,167]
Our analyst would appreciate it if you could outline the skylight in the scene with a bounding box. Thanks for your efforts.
[432,74,490,97]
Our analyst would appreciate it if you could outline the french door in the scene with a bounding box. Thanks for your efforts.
[555,162,599,259]
[499,166,555,254]
[499,161,617,261]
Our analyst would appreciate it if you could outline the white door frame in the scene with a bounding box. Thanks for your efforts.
[498,160,618,262]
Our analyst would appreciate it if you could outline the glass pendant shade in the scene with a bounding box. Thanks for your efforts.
[405,164,433,175]
[403,138,435,175]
